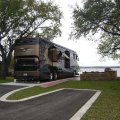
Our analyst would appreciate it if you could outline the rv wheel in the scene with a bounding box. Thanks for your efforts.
[53,73,57,80]
[49,73,53,81]
[14,79,18,83]
[73,71,76,76]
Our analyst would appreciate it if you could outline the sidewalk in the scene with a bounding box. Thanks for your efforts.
[39,76,80,88]
[1,76,80,88]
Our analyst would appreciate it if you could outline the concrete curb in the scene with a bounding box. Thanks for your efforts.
[0,86,33,102]
[0,88,64,102]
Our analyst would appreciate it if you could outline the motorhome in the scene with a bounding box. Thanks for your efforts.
[14,38,79,81]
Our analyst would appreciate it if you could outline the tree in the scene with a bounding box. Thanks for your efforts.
[0,0,62,79]
[71,0,120,59]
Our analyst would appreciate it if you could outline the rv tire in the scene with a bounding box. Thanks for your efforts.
[73,71,76,76]
[53,73,57,80]
[49,73,53,81]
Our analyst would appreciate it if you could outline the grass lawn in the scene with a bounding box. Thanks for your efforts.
[0,77,13,83]
[8,80,120,120]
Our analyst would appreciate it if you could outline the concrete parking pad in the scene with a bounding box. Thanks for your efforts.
[0,89,100,120]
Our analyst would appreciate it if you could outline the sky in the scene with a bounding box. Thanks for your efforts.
[53,0,120,66]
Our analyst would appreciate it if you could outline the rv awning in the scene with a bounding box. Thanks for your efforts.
[49,45,70,59]
[62,53,70,59]
[50,45,65,53]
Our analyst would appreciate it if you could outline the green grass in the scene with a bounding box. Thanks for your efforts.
[0,77,13,83]
[8,80,120,120]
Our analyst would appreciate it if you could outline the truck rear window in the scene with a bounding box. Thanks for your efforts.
[14,58,39,71]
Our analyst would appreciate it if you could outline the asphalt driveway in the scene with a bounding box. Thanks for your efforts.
[0,89,97,120]
[0,85,26,97]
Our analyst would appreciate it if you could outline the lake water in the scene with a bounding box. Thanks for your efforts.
[80,67,120,77]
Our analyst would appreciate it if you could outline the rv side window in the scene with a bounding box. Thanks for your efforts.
[73,54,77,60]
[76,55,78,60]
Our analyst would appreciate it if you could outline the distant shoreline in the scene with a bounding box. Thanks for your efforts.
[80,66,120,68]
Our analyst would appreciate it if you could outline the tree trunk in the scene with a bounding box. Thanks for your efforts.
[0,56,7,79]
[0,43,6,79]
[6,45,14,76]
[0,44,14,79]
